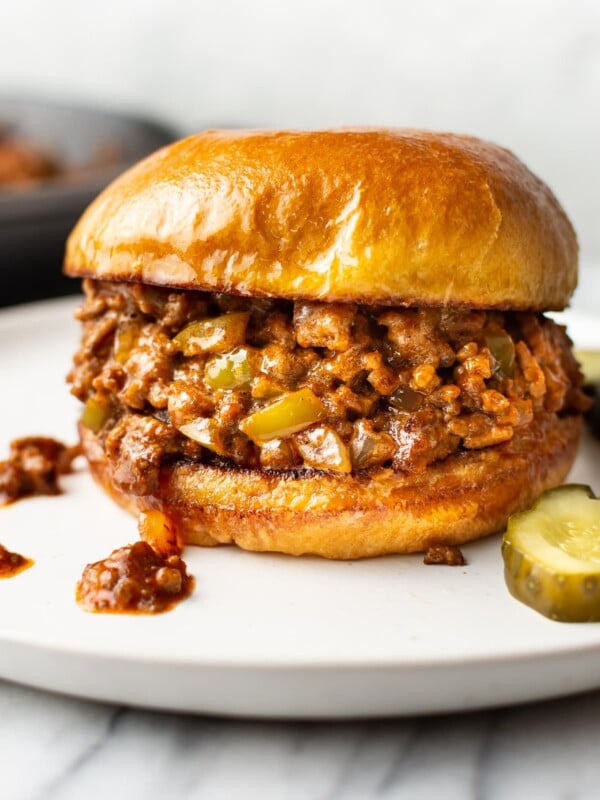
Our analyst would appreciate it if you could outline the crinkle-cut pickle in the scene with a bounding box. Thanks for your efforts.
[502,485,600,622]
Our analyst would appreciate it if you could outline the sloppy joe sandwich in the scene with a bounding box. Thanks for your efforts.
[64,128,590,559]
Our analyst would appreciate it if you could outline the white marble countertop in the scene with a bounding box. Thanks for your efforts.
[2,267,599,800]
[1,680,600,800]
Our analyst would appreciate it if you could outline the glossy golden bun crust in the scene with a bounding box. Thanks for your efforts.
[65,128,577,311]
[80,415,581,559]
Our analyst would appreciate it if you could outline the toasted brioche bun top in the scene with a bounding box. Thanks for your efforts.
[64,128,577,310]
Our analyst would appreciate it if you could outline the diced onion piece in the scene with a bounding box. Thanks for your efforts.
[81,397,112,433]
[138,509,179,557]
[295,425,352,473]
[178,417,227,455]
[350,419,397,469]
[205,348,253,390]
[239,388,326,444]
[174,312,249,356]
[259,438,298,470]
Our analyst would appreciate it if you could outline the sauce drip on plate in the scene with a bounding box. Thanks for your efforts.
[0,543,33,579]
[0,436,78,580]
[1,437,194,610]
[76,510,194,614]
[0,437,81,505]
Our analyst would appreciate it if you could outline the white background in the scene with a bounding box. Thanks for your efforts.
[2,0,599,268]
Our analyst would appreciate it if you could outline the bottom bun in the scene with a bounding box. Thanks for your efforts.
[80,414,581,559]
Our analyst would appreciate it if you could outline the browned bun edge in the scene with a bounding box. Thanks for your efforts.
[64,128,577,311]
[80,415,582,559]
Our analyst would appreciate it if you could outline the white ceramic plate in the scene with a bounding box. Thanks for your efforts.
[0,297,599,719]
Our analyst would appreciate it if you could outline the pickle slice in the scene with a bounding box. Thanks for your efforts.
[502,485,600,622]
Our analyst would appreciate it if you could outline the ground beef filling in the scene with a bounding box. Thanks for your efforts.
[69,279,590,496]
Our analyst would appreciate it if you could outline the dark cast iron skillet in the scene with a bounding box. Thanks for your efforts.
[0,95,178,307]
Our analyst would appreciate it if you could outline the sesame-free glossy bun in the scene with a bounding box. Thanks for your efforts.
[65,128,577,311]
[80,415,581,559]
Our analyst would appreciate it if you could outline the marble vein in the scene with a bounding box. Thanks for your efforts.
[4,679,600,800]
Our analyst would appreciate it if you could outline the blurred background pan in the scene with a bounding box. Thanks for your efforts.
[0,95,178,307]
